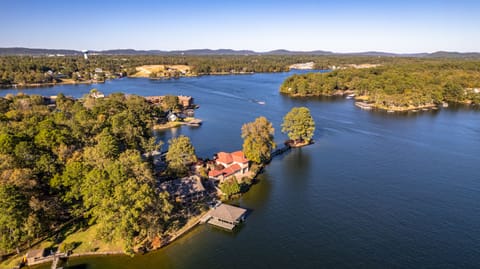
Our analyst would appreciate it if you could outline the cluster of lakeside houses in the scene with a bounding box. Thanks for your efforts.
[41,91,198,122]
[144,95,197,122]
[15,92,250,267]
[157,150,252,204]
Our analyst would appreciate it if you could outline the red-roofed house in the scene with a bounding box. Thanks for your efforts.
[208,151,249,181]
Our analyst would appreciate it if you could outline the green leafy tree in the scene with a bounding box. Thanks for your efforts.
[165,135,197,176]
[0,184,29,252]
[219,177,240,198]
[241,116,276,164]
[281,107,315,144]
[81,150,162,252]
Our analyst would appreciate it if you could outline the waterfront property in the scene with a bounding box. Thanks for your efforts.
[160,175,206,203]
[144,95,194,108]
[205,203,247,230]
[25,249,46,266]
[4,71,480,269]
[208,151,249,181]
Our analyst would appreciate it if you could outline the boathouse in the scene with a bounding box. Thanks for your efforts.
[25,249,46,266]
[207,203,247,230]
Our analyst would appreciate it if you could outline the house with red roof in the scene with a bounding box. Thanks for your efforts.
[208,151,249,181]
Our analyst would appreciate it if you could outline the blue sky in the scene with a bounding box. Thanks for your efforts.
[1,0,479,53]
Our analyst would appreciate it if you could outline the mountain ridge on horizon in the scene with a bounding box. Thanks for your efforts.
[0,47,479,58]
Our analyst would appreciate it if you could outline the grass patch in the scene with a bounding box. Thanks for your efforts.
[59,224,125,253]
[0,224,126,269]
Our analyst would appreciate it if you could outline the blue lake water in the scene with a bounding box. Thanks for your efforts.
[9,72,480,268]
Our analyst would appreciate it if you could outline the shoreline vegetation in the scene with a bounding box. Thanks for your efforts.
[0,91,315,269]
[0,54,430,90]
[280,61,480,112]
[153,117,203,130]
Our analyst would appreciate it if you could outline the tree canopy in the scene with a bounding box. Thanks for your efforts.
[282,107,315,144]
[165,135,197,177]
[241,116,276,164]
[280,61,480,108]
[0,93,170,253]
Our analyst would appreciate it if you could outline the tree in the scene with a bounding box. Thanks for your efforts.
[219,177,240,198]
[81,150,163,252]
[0,93,168,252]
[281,107,315,144]
[165,135,197,176]
[241,116,276,164]
[0,184,29,252]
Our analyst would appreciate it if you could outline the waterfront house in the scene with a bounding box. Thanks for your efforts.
[178,95,194,107]
[216,151,249,173]
[208,151,249,181]
[144,95,194,108]
[160,175,206,203]
[167,111,178,122]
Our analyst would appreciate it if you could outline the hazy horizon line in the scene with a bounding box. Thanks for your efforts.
[2,46,480,55]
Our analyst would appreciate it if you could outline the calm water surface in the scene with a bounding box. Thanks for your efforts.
[7,72,480,268]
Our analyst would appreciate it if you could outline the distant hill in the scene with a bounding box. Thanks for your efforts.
[0,47,479,58]
[264,49,333,55]
[0,47,81,55]
[427,51,480,58]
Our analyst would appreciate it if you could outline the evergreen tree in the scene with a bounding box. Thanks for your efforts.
[166,135,197,176]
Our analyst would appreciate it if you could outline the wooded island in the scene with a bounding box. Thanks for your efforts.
[280,61,480,111]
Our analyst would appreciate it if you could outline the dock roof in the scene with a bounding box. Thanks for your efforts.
[26,249,44,259]
[210,204,247,223]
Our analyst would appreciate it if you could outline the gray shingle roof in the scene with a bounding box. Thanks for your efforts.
[210,204,247,222]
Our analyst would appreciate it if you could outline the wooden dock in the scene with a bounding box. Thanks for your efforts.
[185,119,202,126]
[271,145,291,158]
[50,254,60,269]
[355,102,373,110]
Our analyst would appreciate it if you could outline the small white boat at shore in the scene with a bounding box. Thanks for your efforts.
[345,94,355,99]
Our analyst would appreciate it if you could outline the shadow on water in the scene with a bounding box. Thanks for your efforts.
[65,264,88,269]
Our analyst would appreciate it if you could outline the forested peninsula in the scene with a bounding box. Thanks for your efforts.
[1,88,319,269]
[280,60,480,111]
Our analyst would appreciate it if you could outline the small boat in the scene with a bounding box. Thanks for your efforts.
[387,110,394,113]
[257,101,266,105]
[355,102,372,110]
[345,94,355,99]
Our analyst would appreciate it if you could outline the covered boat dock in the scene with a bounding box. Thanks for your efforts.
[202,203,247,230]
